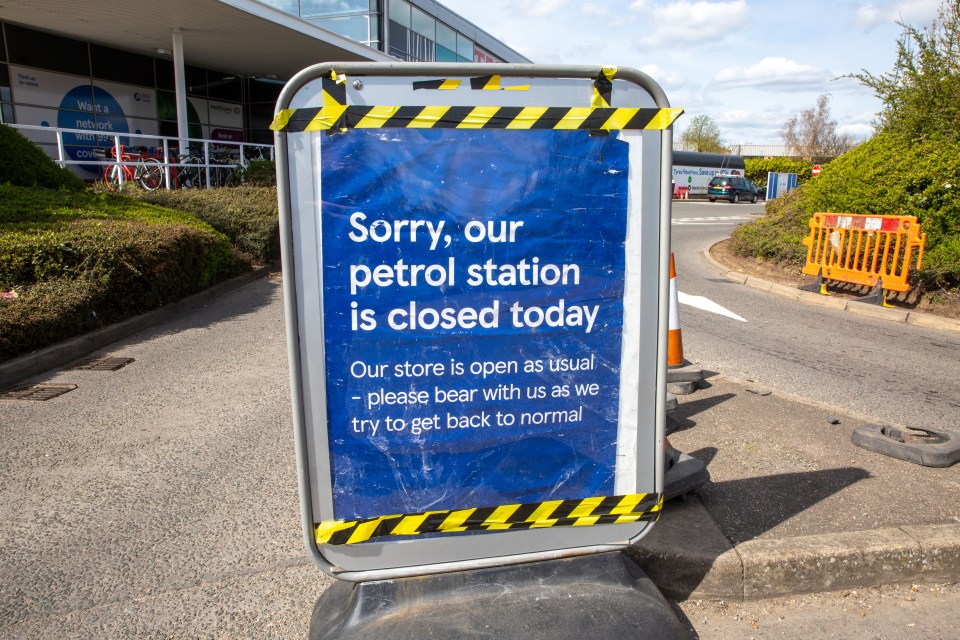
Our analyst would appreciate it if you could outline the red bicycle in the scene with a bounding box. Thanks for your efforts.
[96,145,164,191]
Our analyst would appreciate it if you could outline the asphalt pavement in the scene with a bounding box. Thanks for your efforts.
[0,264,958,637]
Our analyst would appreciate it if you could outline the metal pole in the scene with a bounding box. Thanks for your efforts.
[172,28,190,157]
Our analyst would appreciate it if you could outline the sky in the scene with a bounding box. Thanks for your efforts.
[438,0,945,145]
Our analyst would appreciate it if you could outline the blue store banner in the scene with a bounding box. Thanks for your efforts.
[320,128,631,520]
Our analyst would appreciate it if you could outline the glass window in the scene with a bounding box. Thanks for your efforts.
[258,0,299,15]
[5,24,90,76]
[156,90,177,122]
[0,25,6,61]
[388,0,410,28]
[248,77,283,103]
[91,45,155,86]
[388,21,409,59]
[409,33,434,61]
[247,102,276,130]
[411,6,434,39]
[159,120,179,138]
[249,129,275,145]
[436,22,456,51]
[456,33,473,60]
[435,45,457,62]
[207,74,242,102]
[301,0,370,16]
[0,64,10,102]
[186,65,208,96]
[155,59,175,91]
[309,15,371,42]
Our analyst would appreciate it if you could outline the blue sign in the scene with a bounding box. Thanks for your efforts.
[57,85,129,173]
[320,128,630,520]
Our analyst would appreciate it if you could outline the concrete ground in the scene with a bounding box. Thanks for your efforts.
[0,271,957,637]
[671,374,959,543]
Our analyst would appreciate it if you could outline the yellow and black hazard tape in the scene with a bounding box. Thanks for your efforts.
[412,75,530,91]
[315,492,663,545]
[592,66,616,108]
[271,70,681,133]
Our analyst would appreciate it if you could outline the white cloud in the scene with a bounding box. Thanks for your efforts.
[582,2,634,24]
[838,122,875,139]
[632,0,750,48]
[509,0,571,19]
[639,63,687,88]
[717,105,788,131]
[853,0,940,29]
[713,57,833,90]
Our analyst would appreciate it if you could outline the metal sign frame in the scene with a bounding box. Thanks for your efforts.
[275,63,678,581]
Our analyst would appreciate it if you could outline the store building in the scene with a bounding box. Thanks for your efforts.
[0,0,529,173]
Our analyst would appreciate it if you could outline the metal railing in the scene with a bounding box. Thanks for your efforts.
[6,123,275,190]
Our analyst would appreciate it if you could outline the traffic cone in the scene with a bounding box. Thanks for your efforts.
[667,253,684,367]
[666,253,703,395]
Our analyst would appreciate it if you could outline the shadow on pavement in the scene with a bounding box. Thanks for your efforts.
[134,274,282,341]
[697,466,872,544]
[631,467,872,601]
[668,393,737,434]
[686,446,718,467]
[0,273,282,390]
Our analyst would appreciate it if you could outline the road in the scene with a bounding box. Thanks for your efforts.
[670,199,960,435]
[0,204,956,638]
[676,582,960,639]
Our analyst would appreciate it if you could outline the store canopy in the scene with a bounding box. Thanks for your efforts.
[1,0,391,80]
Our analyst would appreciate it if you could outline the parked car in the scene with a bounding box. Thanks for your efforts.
[707,175,757,203]
[746,179,765,201]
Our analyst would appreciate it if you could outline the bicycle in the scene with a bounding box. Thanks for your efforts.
[174,152,207,189]
[207,146,243,187]
[96,145,164,191]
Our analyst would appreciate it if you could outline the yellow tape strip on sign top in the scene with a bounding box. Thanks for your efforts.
[270,70,682,133]
[316,492,664,545]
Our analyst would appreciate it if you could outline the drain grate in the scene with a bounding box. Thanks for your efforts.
[0,383,78,401]
[69,356,135,371]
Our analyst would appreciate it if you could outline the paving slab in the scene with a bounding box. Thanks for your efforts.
[667,376,960,544]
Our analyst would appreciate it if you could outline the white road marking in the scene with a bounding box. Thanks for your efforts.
[678,291,747,322]
[671,216,753,225]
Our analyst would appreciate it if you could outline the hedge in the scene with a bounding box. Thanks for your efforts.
[731,132,960,290]
[0,124,86,191]
[744,157,814,189]
[0,185,248,361]
[127,186,280,263]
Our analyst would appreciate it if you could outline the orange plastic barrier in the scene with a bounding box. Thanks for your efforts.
[802,213,926,294]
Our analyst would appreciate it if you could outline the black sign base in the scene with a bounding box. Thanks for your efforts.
[308,551,689,639]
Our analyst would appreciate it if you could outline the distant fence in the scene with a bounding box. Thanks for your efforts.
[673,143,859,158]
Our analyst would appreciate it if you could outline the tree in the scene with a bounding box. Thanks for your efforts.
[679,114,727,153]
[780,94,854,163]
[851,0,960,142]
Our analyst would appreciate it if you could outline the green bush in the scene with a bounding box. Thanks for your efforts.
[729,188,810,264]
[745,157,814,188]
[128,186,280,263]
[732,132,960,290]
[0,184,249,361]
[0,277,107,360]
[0,124,87,191]
[242,160,277,187]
